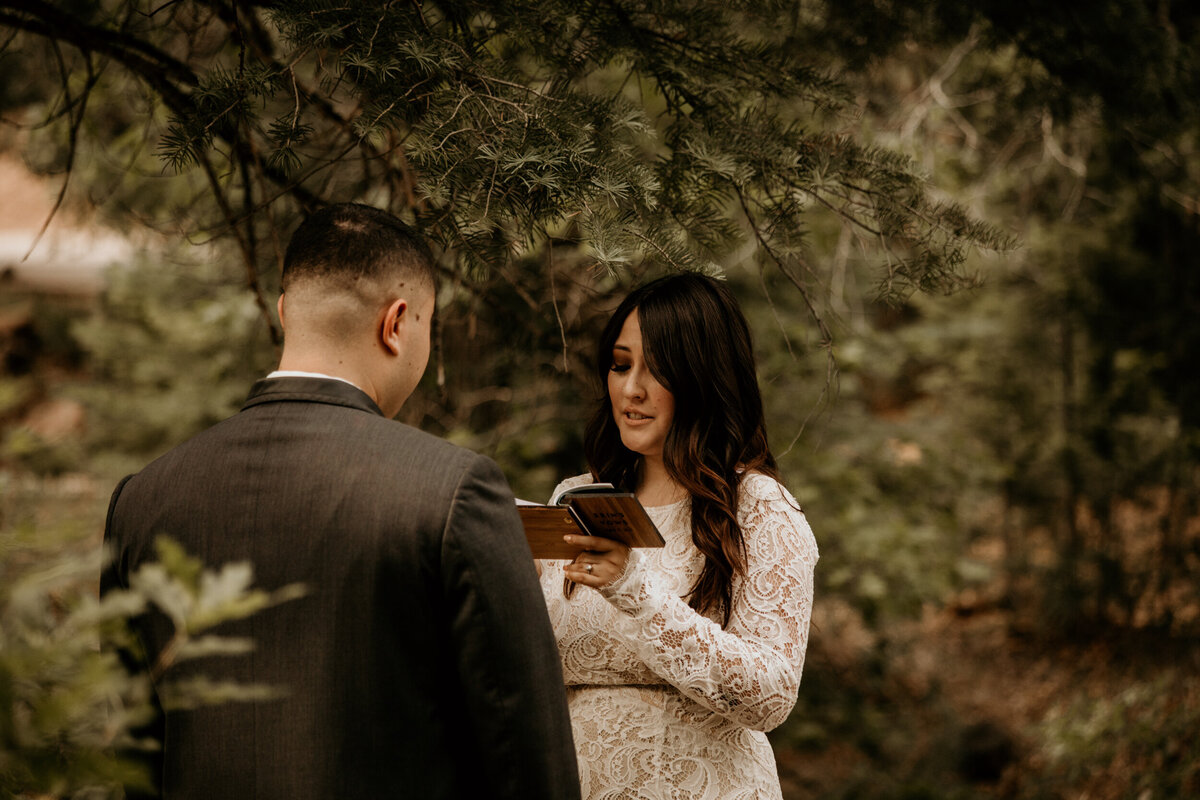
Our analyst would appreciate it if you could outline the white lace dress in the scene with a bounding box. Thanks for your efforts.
[539,472,818,800]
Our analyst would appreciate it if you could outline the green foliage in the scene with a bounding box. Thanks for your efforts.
[1029,672,1200,799]
[785,0,1200,637]
[0,0,1008,340]
[1,0,1190,643]
[2,5,1199,795]
[0,376,35,419]
[0,526,303,799]
[743,276,980,623]
[72,250,276,461]
[0,534,148,797]
[2,425,85,477]
[401,252,618,501]
[126,537,306,707]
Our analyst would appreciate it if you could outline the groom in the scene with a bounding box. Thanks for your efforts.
[102,203,579,799]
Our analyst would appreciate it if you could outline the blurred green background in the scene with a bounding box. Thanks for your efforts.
[2,2,1198,798]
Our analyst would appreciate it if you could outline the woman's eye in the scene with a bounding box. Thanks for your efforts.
[609,363,631,373]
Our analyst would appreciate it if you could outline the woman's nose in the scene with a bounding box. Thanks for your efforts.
[621,368,645,400]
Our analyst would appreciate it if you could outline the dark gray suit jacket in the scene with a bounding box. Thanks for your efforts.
[102,377,579,799]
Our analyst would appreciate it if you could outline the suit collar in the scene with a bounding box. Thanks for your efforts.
[242,376,386,417]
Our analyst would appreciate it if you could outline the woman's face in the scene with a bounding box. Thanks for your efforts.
[607,310,675,461]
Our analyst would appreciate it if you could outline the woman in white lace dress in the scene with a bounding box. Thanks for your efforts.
[539,274,818,800]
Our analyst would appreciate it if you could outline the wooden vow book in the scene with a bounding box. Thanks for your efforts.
[518,483,666,559]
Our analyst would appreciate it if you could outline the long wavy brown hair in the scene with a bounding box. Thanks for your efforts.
[582,273,779,626]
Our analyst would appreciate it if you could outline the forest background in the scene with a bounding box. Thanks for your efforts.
[1,2,1198,798]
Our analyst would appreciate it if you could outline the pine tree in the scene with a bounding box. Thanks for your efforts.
[0,0,1011,345]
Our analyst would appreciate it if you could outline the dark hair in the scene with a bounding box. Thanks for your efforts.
[282,203,435,292]
[583,273,778,626]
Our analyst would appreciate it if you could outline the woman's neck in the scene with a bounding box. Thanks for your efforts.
[636,457,688,507]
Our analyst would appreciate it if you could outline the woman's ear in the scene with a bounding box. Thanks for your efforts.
[379,298,409,355]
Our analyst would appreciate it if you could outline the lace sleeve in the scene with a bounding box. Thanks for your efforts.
[598,475,818,731]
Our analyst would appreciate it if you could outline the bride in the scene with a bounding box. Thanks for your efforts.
[539,273,818,799]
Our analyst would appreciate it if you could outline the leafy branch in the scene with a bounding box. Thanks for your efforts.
[0,532,304,798]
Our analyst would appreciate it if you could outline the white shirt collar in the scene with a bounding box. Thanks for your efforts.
[266,370,364,393]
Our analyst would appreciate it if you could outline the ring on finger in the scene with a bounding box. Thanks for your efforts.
[585,563,593,574]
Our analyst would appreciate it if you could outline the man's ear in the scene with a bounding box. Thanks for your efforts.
[276,294,286,331]
[379,298,409,356]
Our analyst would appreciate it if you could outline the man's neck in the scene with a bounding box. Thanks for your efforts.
[275,353,383,410]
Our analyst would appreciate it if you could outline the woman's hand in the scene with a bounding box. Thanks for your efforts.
[562,534,630,590]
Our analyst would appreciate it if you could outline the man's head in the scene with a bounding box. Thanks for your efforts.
[277,203,436,416]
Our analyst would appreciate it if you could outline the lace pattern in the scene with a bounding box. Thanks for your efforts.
[540,472,818,800]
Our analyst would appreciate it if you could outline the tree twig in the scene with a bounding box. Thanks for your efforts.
[22,47,99,262]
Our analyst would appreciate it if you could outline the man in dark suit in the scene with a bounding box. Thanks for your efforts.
[102,203,579,799]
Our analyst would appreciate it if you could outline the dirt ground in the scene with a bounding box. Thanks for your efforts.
[774,592,1200,799]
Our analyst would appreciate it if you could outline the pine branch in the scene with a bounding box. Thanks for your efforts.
[735,184,833,349]
[0,0,197,110]
[0,0,322,233]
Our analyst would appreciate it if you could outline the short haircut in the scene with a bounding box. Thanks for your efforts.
[282,203,435,293]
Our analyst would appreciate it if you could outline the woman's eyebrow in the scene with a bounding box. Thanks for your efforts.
[612,344,632,353]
